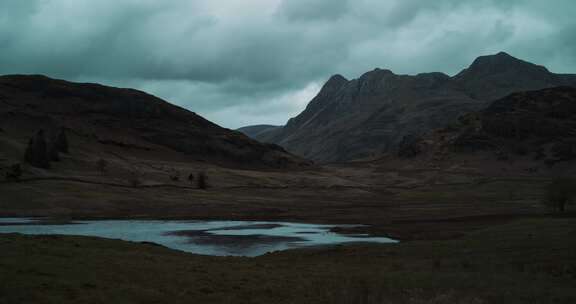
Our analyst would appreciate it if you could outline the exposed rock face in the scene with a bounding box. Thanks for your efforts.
[246,52,576,163]
[0,75,309,169]
[411,86,576,165]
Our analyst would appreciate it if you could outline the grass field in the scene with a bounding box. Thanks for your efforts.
[1,217,575,303]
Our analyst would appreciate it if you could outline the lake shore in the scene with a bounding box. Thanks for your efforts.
[2,217,575,303]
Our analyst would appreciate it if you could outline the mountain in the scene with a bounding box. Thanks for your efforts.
[237,124,281,138]
[245,52,576,163]
[453,52,575,100]
[0,75,309,170]
[402,86,576,166]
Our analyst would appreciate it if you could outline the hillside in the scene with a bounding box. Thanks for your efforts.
[0,75,309,172]
[402,86,576,167]
[245,52,576,163]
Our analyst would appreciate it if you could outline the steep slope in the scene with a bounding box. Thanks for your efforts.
[406,86,576,166]
[249,52,576,163]
[0,75,309,170]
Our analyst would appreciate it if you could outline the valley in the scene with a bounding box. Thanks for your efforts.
[1,53,576,303]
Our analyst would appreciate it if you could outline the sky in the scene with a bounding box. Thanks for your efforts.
[1,0,575,129]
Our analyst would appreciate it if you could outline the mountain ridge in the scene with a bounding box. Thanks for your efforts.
[244,52,576,163]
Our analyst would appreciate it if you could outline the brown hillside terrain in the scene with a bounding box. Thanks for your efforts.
[0,75,309,170]
[403,86,576,167]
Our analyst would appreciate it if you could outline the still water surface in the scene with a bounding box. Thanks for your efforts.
[0,218,396,256]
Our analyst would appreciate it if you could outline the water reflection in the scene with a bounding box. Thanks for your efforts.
[0,218,397,257]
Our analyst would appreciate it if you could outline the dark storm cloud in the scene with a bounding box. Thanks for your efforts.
[0,0,575,128]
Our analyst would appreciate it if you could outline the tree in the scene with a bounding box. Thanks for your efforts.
[48,142,60,162]
[24,130,50,169]
[197,171,208,189]
[55,127,69,153]
[544,177,575,213]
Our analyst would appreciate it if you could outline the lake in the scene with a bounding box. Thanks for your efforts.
[0,218,397,256]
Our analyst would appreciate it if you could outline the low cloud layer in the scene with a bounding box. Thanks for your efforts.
[1,0,575,128]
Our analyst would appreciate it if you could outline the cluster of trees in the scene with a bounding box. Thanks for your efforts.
[24,128,68,169]
[4,128,68,181]
[93,156,209,189]
[167,169,208,189]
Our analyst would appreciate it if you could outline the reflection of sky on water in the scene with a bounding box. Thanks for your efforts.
[0,218,397,257]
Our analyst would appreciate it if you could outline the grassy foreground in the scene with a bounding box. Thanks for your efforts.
[1,218,575,304]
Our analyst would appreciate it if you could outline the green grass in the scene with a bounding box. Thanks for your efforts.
[1,218,575,303]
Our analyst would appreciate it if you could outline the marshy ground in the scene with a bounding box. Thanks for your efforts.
[1,217,575,303]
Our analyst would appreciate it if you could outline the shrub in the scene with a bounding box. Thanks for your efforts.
[129,170,142,188]
[5,163,22,181]
[197,171,208,189]
[97,158,108,174]
[543,177,575,212]
[169,168,180,182]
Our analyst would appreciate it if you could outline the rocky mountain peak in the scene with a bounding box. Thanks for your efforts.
[312,74,348,101]
[359,68,395,80]
[459,52,549,78]
[453,52,558,100]
[326,74,348,86]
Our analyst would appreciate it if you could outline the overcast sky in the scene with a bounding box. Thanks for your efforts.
[1,0,575,129]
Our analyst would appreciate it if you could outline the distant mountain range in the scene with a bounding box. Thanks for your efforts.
[0,75,309,170]
[241,52,576,163]
[237,124,281,139]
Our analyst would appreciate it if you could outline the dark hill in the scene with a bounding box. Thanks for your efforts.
[0,75,309,169]
[403,86,576,166]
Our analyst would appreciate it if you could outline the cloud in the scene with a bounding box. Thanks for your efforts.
[0,0,575,128]
[278,0,350,22]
